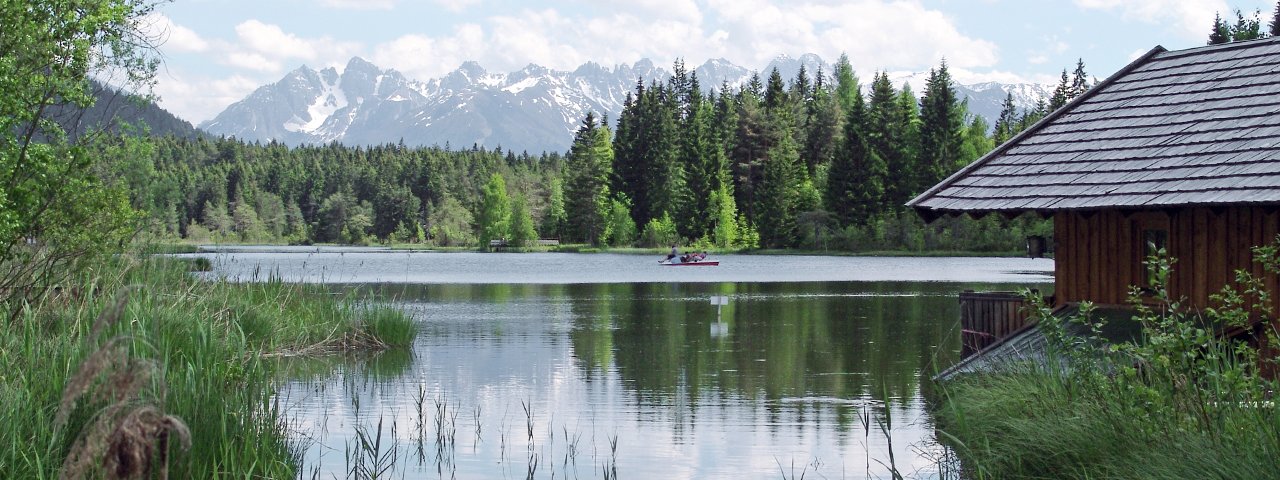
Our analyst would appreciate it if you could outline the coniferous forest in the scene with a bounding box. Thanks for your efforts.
[118,56,1096,253]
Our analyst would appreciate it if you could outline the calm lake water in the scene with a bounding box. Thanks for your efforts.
[187,247,1053,479]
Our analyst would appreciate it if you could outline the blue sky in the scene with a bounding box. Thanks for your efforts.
[145,0,1276,123]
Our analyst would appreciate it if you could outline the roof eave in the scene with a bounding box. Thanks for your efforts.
[907,44,1171,216]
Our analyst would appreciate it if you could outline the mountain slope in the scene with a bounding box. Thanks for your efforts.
[202,56,1050,153]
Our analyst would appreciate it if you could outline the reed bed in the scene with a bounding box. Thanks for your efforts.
[0,252,416,478]
[935,249,1280,479]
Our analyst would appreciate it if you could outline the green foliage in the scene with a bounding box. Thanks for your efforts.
[427,194,475,247]
[640,212,681,248]
[508,195,538,248]
[938,241,1280,479]
[478,173,511,250]
[565,112,614,245]
[602,194,638,247]
[711,184,739,248]
[0,255,415,478]
[0,0,159,306]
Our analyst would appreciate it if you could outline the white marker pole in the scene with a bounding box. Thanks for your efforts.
[710,295,729,322]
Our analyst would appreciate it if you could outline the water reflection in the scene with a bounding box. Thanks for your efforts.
[276,279,1048,479]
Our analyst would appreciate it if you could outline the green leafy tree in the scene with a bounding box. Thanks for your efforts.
[478,173,512,250]
[427,194,475,247]
[710,184,739,248]
[0,0,157,305]
[508,195,538,248]
[603,194,638,247]
[1231,9,1263,41]
[540,177,567,240]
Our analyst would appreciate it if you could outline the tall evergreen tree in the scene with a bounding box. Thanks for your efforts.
[1069,58,1090,99]
[867,72,911,207]
[1210,13,1231,44]
[564,112,614,245]
[825,81,884,227]
[1271,1,1280,37]
[833,53,861,117]
[756,130,802,247]
[800,66,841,178]
[993,92,1019,145]
[1049,69,1071,111]
[917,60,966,195]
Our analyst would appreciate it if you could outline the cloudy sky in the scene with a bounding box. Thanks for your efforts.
[145,0,1275,124]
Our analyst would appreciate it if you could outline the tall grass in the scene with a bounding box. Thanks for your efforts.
[935,245,1280,479]
[0,252,416,478]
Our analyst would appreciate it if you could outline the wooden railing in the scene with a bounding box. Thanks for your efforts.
[959,291,1038,358]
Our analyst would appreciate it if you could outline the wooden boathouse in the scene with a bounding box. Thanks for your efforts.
[909,38,1280,371]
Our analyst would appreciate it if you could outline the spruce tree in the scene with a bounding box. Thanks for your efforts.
[1209,13,1230,44]
[1069,58,1090,99]
[833,54,861,117]
[1049,69,1070,111]
[867,72,909,208]
[825,78,874,227]
[1271,1,1280,37]
[917,61,965,196]
[564,112,614,245]
[993,92,1018,145]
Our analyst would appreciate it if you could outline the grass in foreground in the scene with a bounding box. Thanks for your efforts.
[935,248,1280,479]
[0,253,416,478]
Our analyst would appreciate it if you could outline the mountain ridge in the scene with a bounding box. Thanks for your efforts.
[201,55,1051,153]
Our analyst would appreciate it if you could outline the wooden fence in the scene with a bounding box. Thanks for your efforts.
[959,291,1037,358]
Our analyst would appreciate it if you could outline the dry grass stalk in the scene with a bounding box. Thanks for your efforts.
[60,404,191,480]
[54,336,130,433]
[56,290,191,479]
[259,329,389,358]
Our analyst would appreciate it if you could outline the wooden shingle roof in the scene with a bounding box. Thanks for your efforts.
[909,38,1280,216]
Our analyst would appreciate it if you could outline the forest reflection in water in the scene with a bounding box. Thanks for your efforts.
[278,279,1050,479]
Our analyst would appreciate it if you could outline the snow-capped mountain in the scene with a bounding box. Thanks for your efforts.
[201,56,1051,153]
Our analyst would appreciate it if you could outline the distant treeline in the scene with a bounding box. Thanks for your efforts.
[110,56,1095,252]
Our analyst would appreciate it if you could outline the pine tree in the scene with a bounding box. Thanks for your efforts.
[917,60,966,196]
[1271,1,1280,37]
[756,130,802,247]
[1049,69,1071,111]
[865,72,909,208]
[1069,58,1090,99]
[825,79,875,227]
[564,112,614,245]
[1209,13,1230,44]
[800,66,841,178]
[833,54,861,116]
[993,92,1018,145]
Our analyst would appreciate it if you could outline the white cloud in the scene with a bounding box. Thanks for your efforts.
[372,24,486,79]
[153,72,261,123]
[1074,0,1230,39]
[321,0,397,10]
[142,13,209,53]
[225,20,361,73]
[435,0,481,13]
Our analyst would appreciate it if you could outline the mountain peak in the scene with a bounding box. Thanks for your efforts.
[203,54,1051,153]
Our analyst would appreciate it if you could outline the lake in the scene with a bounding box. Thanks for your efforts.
[187,247,1053,479]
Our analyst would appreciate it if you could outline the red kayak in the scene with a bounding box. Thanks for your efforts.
[660,260,719,266]
[658,256,718,266]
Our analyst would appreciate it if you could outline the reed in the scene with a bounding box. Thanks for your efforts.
[0,252,417,478]
[935,249,1280,479]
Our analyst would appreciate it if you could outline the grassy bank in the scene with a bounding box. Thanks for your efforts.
[0,253,416,478]
[934,253,1280,479]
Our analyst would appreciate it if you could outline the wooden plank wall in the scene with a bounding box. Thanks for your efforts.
[1054,207,1280,311]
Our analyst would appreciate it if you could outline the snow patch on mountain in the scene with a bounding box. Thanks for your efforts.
[202,55,1052,153]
